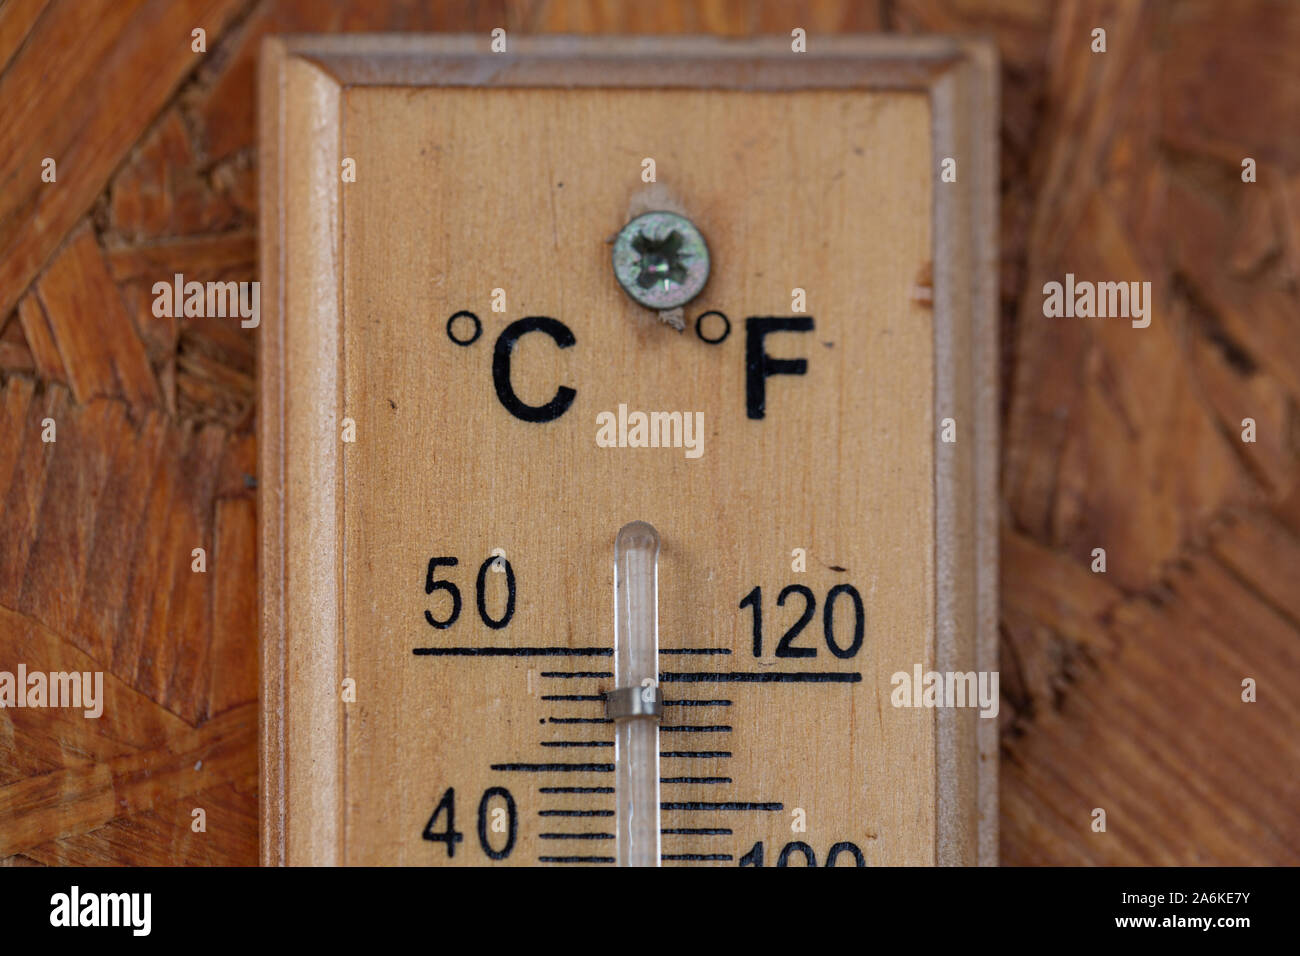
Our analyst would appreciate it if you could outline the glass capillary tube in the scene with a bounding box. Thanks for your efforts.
[613,521,661,867]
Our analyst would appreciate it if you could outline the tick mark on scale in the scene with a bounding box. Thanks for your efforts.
[659,671,861,683]
[662,699,732,707]
[541,671,614,678]
[540,833,613,840]
[660,725,732,733]
[414,647,612,657]
[661,802,783,811]
[490,763,613,773]
[540,741,613,748]
[540,856,614,864]
[661,751,732,758]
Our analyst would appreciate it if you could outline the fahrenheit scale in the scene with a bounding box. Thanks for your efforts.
[260,35,998,866]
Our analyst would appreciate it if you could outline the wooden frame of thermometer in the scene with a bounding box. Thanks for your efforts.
[260,35,999,866]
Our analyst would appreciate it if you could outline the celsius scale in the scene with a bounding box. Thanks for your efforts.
[259,35,998,866]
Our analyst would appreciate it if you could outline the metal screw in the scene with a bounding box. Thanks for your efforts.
[612,211,710,310]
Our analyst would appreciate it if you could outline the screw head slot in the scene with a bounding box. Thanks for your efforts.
[612,211,710,311]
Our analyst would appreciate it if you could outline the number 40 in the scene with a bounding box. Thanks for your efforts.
[423,786,517,861]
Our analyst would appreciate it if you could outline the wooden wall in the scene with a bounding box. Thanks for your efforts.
[0,0,1296,865]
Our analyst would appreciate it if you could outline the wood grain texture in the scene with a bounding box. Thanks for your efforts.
[0,0,1297,867]
[0,0,249,322]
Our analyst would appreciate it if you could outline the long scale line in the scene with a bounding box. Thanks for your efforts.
[539,809,615,817]
[490,763,613,772]
[542,694,605,701]
[663,853,734,862]
[540,833,615,840]
[540,856,615,864]
[541,671,613,678]
[661,725,732,733]
[659,648,731,655]
[661,776,731,784]
[540,741,614,748]
[662,828,732,835]
[414,647,612,656]
[663,699,732,707]
[539,787,614,794]
[660,671,861,683]
[661,802,783,811]
[661,751,732,758]
[548,717,612,724]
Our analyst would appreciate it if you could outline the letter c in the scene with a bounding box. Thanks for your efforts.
[491,316,577,423]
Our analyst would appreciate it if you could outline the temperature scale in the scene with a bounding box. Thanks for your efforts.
[259,35,998,866]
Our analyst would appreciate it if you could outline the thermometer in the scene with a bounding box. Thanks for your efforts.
[610,520,662,868]
[259,34,998,866]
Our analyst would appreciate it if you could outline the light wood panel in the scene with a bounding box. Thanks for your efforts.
[260,35,997,866]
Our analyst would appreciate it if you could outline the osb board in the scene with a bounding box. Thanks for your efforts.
[259,36,997,865]
[1,0,1297,868]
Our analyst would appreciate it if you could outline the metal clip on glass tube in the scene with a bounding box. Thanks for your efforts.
[609,520,662,867]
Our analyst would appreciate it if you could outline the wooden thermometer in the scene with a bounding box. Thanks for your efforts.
[259,35,998,866]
